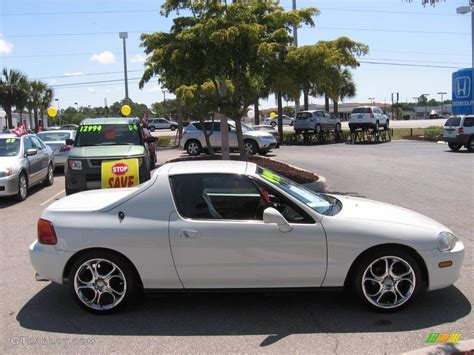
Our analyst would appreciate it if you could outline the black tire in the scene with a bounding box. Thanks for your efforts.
[385,120,390,130]
[270,121,276,128]
[16,172,28,201]
[244,139,258,155]
[335,123,341,132]
[185,140,202,156]
[170,125,177,131]
[68,250,140,314]
[149,126,155,132]
[353,247,424,313]
[314,124,321,134]
[466,137,474,152]
[65,187,79,196]
[290,121,294,126]
[43,163,54,186]
[448,142,462,152]
[374,121,379,132]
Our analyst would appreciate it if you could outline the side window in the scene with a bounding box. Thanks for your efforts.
[316,111,324,118]
[324,112,331,118]
[170,174,313,224]
[170,174,261,220]
[30,136,44,150]
[23,137,33,152]
[463,117,474,127]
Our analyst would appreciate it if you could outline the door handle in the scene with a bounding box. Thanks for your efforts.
[178,229,199,239]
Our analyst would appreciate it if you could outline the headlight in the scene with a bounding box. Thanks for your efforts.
[68,160,82,170]
[0,168,13,177]
[262,136,275,141]
[438,231,458,252]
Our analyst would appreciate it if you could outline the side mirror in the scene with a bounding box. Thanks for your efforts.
[263,207,292,233]
[145,136,156,143]
[26,148,38,156]
[65,138,75,146]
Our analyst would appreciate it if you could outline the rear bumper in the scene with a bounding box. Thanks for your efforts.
[349,122,377,130]
[294,121,316,131]
[29,241,74,284]
[0,174,19,197]
[442,134,470,145]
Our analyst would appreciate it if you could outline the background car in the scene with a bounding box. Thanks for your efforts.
[251,124,280,147]
[442,115,474,152]
[37,130,76,170]
[147,118,178,131]
[263,115,294,127]
[30,161,464,314]
[294,110,341,134]
[349,106,389,132]
[0,134,54,201]
[181,120,277,156]
[60,124,79,131]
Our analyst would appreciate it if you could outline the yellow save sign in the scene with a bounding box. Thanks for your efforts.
[101,159,140,189]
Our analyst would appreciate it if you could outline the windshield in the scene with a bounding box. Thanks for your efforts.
[352,108,372,114]
[257,167,338,215]
[241,123,253,132]
[0,138,21,157]
[75,124,141,146]
[37,132,72,142]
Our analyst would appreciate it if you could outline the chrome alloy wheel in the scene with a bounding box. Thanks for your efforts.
[244,142,255,155]
[187,142,200,155]
[74,259,127,311]
[47,164,54,184]
[19,174,27,200]
[361,256,416,309]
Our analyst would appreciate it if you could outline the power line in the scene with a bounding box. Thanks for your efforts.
[2,51,142,59]
[3,31,148,38]
[51,77,142,87]
[316,7,457,17]
[35,70,143,80]
[366,57,470,66]
[359,60,461,69]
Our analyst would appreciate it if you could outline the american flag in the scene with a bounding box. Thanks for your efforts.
[12,123,27,136]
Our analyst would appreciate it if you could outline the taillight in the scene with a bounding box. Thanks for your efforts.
[37,219,57,245]
[458,127,464,134]
[59,145,72,153]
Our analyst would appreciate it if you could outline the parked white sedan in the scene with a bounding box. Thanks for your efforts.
[30,161,464,314]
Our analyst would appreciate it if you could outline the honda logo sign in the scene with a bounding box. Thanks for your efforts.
[455,76,471,99]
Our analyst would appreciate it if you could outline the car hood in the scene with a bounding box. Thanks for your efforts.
[331,194,447,231]
[69,145,145,158]
[47,188,138,212]
[244,131,275,139]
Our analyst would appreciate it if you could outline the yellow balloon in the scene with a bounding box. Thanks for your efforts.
[47,107,58,118]
[270,112,277,119]
[121,105,132,117]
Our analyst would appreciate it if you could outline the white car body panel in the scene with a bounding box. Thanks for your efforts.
[30,161,464,294]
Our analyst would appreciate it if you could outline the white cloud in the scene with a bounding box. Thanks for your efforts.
[64,71,84,77]
[0,36,13,55]
[90,51,115,64]
[131,54,146,63]
[87,88,96,94]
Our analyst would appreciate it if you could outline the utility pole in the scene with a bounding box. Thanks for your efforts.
[119,32,129,104]
[456,3,474,114]
[437,91,447,114]
[292,0,300,117]
[422,94,430,119]
[55,98,60,126]
[162,89,167,118]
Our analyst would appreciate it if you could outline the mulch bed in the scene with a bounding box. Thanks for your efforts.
[161,155,319,184]
[402,135,426,141]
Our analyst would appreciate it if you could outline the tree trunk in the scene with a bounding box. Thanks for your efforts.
[28,109,33,129]
[303,89,309,110]
[34,108,39,133]
[200,117,214,156]
[176,101,183,146]
[277,92,283,140]
[254,100,260,125]
[5,105,13,129]
[324,95,330,112]
[234,116,247,161]
[333,100,339,115]
[219,112,230,160]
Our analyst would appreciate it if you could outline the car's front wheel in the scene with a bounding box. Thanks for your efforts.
[16,172,28,201]
[385,120,390,130]
[185,140,202,156]
[148,126,155,132]
[315,124,321,134]
[448,142,462,152]
[270,121,276,128]
[68,251,140,314]
[244,140,258,155]
[43,163,54,186]
[335,123,341,132]
[353,248,423,312]
[170,125,177,131]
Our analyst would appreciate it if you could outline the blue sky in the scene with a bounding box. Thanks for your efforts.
[0,0,471,111]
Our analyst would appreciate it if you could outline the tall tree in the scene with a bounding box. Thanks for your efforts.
[331,69,356,115]
[0,68,28,128]
[140,0,317,159]
[29,80,49,130]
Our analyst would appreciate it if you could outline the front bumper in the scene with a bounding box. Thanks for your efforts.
[418,241,465,291]
[29,241,74,284]
[0,173,19,197]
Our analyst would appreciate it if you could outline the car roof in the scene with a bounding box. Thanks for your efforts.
[37,130,75,134]
[80,117,140,125]
[167,160,254,176]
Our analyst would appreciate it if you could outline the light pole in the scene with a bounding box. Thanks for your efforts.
[292,0,300,116]
[421,94,430,119]
[437,92,447,114]
[119,32,129,104]
[457,2,474,114]
[162,89,167,118]
[368,97,375,105]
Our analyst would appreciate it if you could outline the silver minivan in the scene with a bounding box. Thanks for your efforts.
[294,110,341,134]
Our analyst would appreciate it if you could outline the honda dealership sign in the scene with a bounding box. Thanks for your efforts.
[452,68,473,115]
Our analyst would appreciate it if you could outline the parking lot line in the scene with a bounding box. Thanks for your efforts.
[39,190,65,207]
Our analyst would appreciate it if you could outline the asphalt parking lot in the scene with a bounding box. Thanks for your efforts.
[0,140,472,354]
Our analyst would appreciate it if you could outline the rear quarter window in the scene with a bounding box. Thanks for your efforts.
[445,117,461,127]
[463,117,474,127]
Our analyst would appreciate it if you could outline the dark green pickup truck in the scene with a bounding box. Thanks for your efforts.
[65,117,155,195]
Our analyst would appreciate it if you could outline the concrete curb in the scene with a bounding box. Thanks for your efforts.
[402,339,474,355]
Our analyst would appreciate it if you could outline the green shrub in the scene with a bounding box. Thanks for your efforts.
[423,126,442,142]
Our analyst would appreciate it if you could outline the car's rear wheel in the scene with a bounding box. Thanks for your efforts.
[43,163,54,186]
[315,124,321,134]
[448,142,462,152]
[244,140,258,155]
[185,140,202,156]
[354,248,423,312]
[335,123,341,132]
[16,172,28,201]
[385,120,390,130]
[270,121,276,127]
[149,126,155,132]
[68,251,140,314]
[170,125,177,131]
[374,121,379,131]
[466,137,473,152]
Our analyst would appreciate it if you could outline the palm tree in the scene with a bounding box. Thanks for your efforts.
[333,69,356,115]
[28,80,53,131]
[0,68,28,128]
